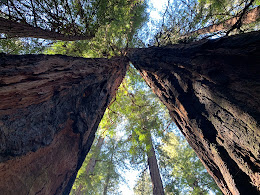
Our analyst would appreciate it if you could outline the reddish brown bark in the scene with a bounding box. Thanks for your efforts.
[181,6,260,38]
[128,31,260,194]
[0,54,127,194]
[0,17,94,41]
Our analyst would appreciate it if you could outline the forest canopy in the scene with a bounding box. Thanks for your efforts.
[1,0,259,45]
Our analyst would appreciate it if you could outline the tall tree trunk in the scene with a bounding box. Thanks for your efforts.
[76,135,105,194]
[0,17,94,41]
[147,131,165,195]
[102,172,111,195]
[0,54,127,194]
[128,31,260,195]
[86,136,105,176]
[75,184,83,195]
[102,143,116,195]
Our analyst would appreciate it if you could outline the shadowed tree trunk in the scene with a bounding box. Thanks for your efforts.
[76,135,105,195]
[102,166,112,195]
[85,135,105,176]
[147,131,164,195]
[128,31,260,195]
[0,54,127,194]
[102,143,116,195]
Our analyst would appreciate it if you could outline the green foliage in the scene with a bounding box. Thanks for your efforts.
[0,38,47,54]
[159,132,222,195]
[196,0,258,26]
[70,134,125,195]
[104,67,221,194]
[44,1,148,57]
[153,0,260,46]
[133,169,153,195]
[109,66,168,164]
[0,1,148,56]
[0,0,146,39]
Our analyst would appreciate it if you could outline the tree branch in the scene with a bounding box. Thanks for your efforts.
[0,17,94,41]
[180,6,259,39]
[226,0,256,35]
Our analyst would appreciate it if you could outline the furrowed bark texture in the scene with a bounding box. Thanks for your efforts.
[128,31,260,195]
[0,54,127,194]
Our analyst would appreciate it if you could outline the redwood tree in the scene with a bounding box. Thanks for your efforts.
[147,131,165,195]
[127,31,260,194]
[0,54,127,194]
